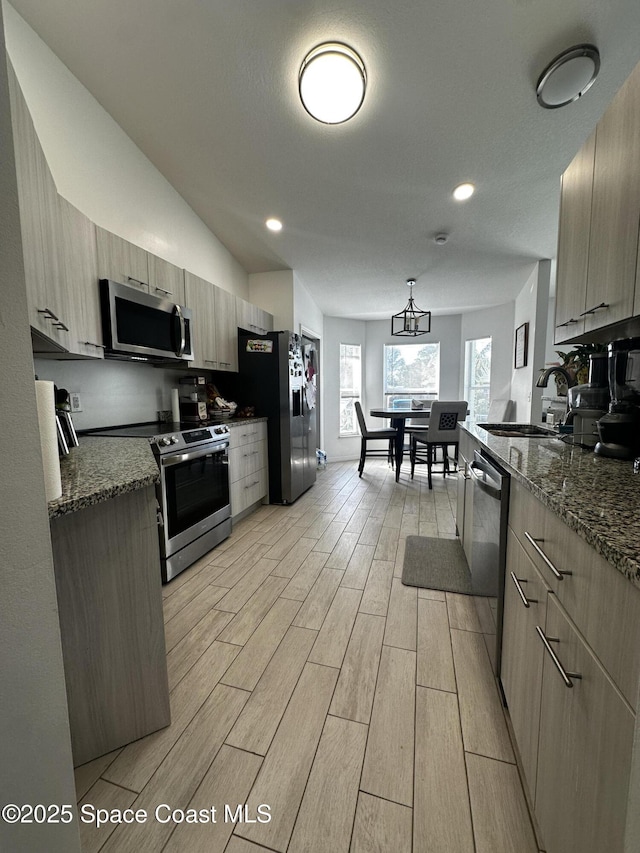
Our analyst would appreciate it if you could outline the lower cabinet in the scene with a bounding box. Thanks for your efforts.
[502,481,640,853]
[50,487,170,766]
[228,421,268,518]
[535,595,635,853]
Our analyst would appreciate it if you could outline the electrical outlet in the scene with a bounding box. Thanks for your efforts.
[70,392,83,413]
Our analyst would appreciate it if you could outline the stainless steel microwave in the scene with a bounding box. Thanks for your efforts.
[100,279,194,362]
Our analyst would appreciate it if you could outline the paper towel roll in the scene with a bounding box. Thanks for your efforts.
[171,388,180,424]
[35,380,62,502]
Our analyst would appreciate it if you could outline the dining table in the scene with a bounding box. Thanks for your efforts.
[369,406,432,481]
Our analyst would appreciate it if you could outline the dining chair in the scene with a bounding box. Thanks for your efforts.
[354,402,397,477]
[410,400,468,488]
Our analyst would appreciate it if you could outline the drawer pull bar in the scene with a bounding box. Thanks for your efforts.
[536,626,582,688]
[510,572,537,608]
[579,301,609,317]
[523,532,571,580]
[557,317,579,327]
[154,286,173,296]
[83,341,106,349]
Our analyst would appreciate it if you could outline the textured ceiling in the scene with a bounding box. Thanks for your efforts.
[8,0,640,319]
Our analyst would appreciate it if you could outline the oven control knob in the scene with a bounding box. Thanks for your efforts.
[170,436,179,444]
[159,437,171,446]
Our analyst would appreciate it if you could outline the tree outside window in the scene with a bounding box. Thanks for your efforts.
[383,343,440,407]
[464,337,492,421]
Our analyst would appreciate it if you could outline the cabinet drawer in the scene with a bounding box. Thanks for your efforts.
[228,421,267,449]
[230,467,267,517]
[229,440,267,484]
[535,595,634,853]
[508,480,558,588]
[539,510,640,707]
[501,529,551,798]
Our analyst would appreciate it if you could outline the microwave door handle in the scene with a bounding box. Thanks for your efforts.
[173,304,186,357]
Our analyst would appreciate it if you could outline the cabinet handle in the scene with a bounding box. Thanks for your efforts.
[82,341,106,349]
[523,532,571,580]
[579,302,609,317]
[37,307,57,320]
[510,572,537,608]
[244,480,260,489]
[220,361,231,367]
[52,321,69,332]
[127,276,148,288]
[536,626,582,688]
[154,286,173,296]
[556,317,579,327]
[242,451,259,458]
[204,360,218,365]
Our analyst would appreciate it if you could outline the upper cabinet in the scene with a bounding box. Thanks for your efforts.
[95,227,149,292]
[584,65,640,334]
[7,62,70,351]
[184,271,239,372]
[57,197,103,358]
[555,61,640,343]
[147,254,185,305]
[554,131,595,343]
[237,297,274,336]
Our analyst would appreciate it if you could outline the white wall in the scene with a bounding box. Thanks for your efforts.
[460,301,515,418]
[323,317,367,462]
[294,273,324,341]
[0,10,80,847]
[3,2,248,297]
[249,271,294,330]
[365,315,463,409]
[510,261,551,422]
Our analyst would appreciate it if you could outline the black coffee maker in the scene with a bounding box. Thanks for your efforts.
[595,338,640,459]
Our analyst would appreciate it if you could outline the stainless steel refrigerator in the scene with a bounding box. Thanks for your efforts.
[238,330,317,503]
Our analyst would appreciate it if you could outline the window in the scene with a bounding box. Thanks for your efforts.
[383,343,440,407]
[339,343,362,436]
[464,337,492,421]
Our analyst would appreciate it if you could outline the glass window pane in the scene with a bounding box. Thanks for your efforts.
[340,343,361,436]
[464,337,492,422]
[383,343,440,408]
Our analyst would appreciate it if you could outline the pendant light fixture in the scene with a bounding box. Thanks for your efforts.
[299,42,366,124]
[391,279,431,336]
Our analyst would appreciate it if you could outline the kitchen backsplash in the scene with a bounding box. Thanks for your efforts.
[33,358,196,430]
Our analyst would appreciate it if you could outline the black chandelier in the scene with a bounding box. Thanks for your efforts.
[391,279,431,336]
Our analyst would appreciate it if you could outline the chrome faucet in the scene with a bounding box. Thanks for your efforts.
[536,366,578,425]
[535,366,579,389]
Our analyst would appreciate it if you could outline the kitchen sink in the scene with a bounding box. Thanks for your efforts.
[477,423,557,438]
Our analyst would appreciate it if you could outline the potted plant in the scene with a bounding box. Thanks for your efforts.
[552,343,607,393]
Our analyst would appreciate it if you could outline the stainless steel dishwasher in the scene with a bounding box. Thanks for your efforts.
[469,449,510,676]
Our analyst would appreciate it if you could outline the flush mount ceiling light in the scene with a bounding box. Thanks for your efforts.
[453,182,475,201]
[536,44,600,109]
[265,218,283,232]
[391,279,432,336]
[299,42,366,124]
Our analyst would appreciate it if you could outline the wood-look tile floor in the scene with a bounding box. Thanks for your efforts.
[74,459,542,853]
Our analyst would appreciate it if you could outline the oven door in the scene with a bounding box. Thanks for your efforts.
[159,442,230,557]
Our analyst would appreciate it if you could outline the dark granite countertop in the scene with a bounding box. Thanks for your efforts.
[461,423,640,589]
[48,437,159,520]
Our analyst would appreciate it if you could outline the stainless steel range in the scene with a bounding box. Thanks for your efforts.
[92,422,231,582]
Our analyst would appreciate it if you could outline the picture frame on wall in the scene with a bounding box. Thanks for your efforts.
[514,322,528,369]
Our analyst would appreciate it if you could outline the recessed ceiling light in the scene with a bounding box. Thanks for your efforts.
[453,183,475,201]
[536,44,600,109]
[265,218,283,232]
[299,42,366,124]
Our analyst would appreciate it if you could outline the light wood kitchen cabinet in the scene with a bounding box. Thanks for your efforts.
[57,196,104,358]
[228,421,268,518]
[96,226,149,291]
[184,270,217,369]
[535,595,635,853]
[584,63,640,334]
[147,254,185,304]
[554,131,594,344]
[50,486,170,766]
[214,286,238,371]
[503,478,640,853]
[7,61,71,351]
[184,271,239,371]
[237,296,274,335]
[500,529,550,798]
